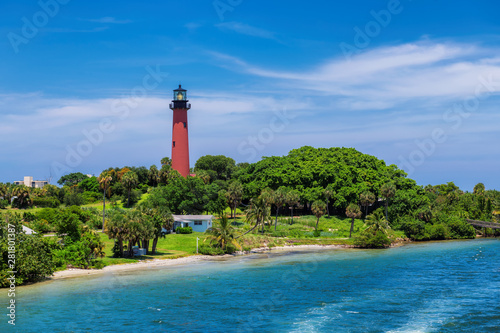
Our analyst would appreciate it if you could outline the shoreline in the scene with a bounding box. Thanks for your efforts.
[49,244,347,280]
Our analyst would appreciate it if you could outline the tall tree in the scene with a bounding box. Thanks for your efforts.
[272,187,288,231]
[98,172,113,230]
[194,155,236,182]
[311,200,327,231]
[226,181,243,221]
[105,209,128,257]
[57,172,88,186]
[346,203,362,238]
[11,185,32,208]
[286,189,300,224]
[380,182,396,220]
[240,195,270,237]
[148,165,160,187]
[121,171,139,208]
[324,184,335,218]
[360,191,376,217]
[473,183,485,196]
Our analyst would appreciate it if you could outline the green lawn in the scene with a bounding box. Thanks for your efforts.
[99,231,205,266]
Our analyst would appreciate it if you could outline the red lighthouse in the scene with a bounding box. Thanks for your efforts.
[169,85,191,177]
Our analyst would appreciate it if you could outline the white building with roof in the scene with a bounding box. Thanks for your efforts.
[173,215,214,233]
[14,176,48,188]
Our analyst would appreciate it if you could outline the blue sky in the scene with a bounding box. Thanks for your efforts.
[0,0,499,191]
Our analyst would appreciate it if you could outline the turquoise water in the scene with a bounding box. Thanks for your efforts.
[1,239,499,332]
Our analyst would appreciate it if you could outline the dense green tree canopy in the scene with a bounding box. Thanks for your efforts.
[195,155,236,182]
[238,146,416,209]
[58,172,89,186]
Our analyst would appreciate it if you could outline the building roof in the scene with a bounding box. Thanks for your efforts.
[22,225,37,235]
[173,215,213,222]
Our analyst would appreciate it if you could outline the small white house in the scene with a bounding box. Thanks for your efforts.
[173,215,213,233]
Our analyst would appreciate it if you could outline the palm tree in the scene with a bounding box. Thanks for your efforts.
[364,210,390,235]
[11,185,31,208]
[105,209,127,257]
[272,187,288,231]
[239,195,270,237]
[138,203,173,254]
[380,182,396,220]
[226,181,243,221]
[148,165,160,187]
[360,191,375,217]
[121,171,139,208]
[311,200,327,231]
[205,215,241,251]
[98,172,113,230]
[0,183,8,200]
[286,189,300,224]
[346,203,362,238]
[160,157,172,167]
[324,185,335,218]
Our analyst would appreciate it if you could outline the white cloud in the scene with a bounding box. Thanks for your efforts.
[210,41,500,109]
[216,22,277,40]
[82,17,132,24]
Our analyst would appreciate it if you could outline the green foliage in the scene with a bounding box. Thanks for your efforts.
[447,218,475,239]
[204,216,240,250]
[176,226,193,234]
[58,172,88,186]
[78,176,100,193]
[64,190,84,206]
[237,146,415,209]
[32,196,61,208]
[354,230,392,248]
[198,244,226,255]
[0,214,55,286]
[122,189,142,208]
[271,230,288,237]
[195,155,236,182]
[81,191,101,204]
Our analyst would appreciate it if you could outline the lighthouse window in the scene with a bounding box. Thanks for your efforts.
[183,122,187,128]
[173,141,176,147]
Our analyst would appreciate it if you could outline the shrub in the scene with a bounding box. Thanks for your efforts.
[36,208,59,226]
[400,218,426,240]
[0,199,7,209]
[23,212,37,222]
[271,230,288,237]
[32,197,60,208]
[64,192,84,206]
[427,223,448,240]
[354,230,391,248]
[198,244,225,255]
[176,226,193,234]
[289,229,304,238]
[199,243,237,255]
[81,191,100,204]
[32,219,53,233]
[447,218,475,239]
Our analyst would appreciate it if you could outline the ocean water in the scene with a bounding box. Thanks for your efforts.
[1,239,499,332]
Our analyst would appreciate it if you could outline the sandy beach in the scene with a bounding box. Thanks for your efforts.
[50,244,344,280]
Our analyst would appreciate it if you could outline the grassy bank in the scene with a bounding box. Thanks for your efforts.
[94,214,402,268]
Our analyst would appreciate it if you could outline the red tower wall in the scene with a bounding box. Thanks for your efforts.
[171,108,190,177]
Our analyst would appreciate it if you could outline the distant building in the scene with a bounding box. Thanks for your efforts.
[173,215,213,233]
[14,176,48,188]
